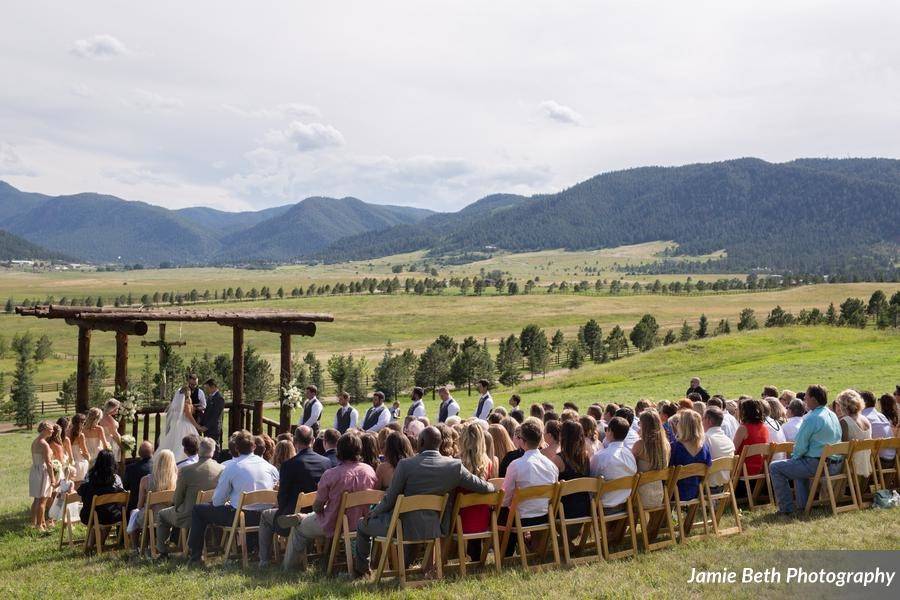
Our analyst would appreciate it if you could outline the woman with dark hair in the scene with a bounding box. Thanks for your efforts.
[55,417,74,466]
[376,432,414,490]
[732,398,769,478]
[359,433,380,472]
[579,415,601,454]
[77,449,125,541]
[880,393,899,435]
[541,420,562,462]
[68,413,90,481]
[551,421,591,519]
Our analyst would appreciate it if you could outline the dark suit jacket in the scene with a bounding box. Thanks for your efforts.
[275,448,332,534]
[369,450,494,540]
[201,391,225,444]
[123,457,152,512]
[686,385,710,402]
[323,448,339,468]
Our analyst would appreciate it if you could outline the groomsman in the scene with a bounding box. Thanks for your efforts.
[298,385,323,435]
[437,386,459,423]
[473,379,493,420]
[333,392,358,434]
[362,392,391,433]
[509,394,524,423]
[407,387,427,419]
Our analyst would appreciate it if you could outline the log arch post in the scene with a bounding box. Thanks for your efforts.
[279,332,292,433]
[230,326,244,435]
[253,399,264,435]
[115,331,128,434]
[76,326,91,414]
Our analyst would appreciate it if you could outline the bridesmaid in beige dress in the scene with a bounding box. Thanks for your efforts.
[83,408,110,465]
[100,399,122,464]
[68,413,91,481]
[30,421,58,531]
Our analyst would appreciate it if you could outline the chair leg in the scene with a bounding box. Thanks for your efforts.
[396,543,406,587]
[491,522,502,573]
[433,538,443,580]
[344,531,355,575]
[516,524,529,570]
[241,527,248,569]
[559,512,572,565]
[374,540,390,583]
[326,522,341,576]
[456,533,467,578]
[547,516,561,567]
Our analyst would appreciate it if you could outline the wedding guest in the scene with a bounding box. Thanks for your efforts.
[124,441,154,513]
[591,417,637,509]
[188,430,278,564]
[551,421,591,521]
[474,379,494,420]
[509,394,525,423]
[176,435,200,468]
[437,386,460,424]
[333,392,358,434]
[779,390,797,410]
[686,377,710,402]
[488,424,516,471]
[200,379,225,447]
[530,404,545,421]
[837,389,872,484]
[272,440,296,470]
[361,392,391,433]
[99,399,123,464]
[631,410,670,507]
[612,407,639,450]
[579,415,602,454]
[375,432,414,490]
[321,428,340,467]
[762,385,779,400]
[633,400,651,431]
[541,420,561,462]
[707,397,739,439]
[281,432,378,570]
[457,422,496,561]
[483,427,501,475]
[602,403,619,425]
[764,397,788,460]
[437,423,459,458]
[260,434,276,463]
[670,410,712,501]
[128,449,177,550]
[659,402,678,445]
[499,416,518,440]
[732,399,769,490]
[257,426,330,567]
[83,407,110,465]
[877,394,899,468]
[702,407,735,489]
[78,450,125,549]
[68,413,90,481]
[298,385,323,435]
[783,399,807,441]
[155,438,223,557]
[498,424,525,478]
[861,392,893,463]
[360,433,380,471]
[30,421,57,531]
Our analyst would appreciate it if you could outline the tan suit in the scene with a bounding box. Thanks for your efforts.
[156,457,223,554]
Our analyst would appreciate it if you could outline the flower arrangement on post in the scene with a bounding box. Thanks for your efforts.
[120,434,137,455]
[114,387,138,424]
[282,385,304,409]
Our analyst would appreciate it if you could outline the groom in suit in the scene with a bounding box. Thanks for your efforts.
[201,378,225,447]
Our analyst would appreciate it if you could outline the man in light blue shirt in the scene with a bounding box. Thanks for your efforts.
[769,385,842,515]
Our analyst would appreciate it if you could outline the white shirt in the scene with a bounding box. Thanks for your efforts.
[176,454,199,469]
[333,405,359,430]
[439,397,460,421]
[475,393,494,420]
[408,400,427,418]
[782,416,804,442]
[704,426,735,486]
[764,417,787,460]
[212,453,279,510]
[623,427,640,451]
[862,407,896,460]
[590,441,637,507]
[299,397,323,428]
[721,412,740,439]
[176,388,207,410]
[502,449,559,518]
[363,405,391,432]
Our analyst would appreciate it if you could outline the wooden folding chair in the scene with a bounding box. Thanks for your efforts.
[633,468,676,552]
[498,484,561,571]
[669,464,710,542]
[703,457,741,537]
[272,491,316,563]
[733,443,772,510]
[84,491,130,555]
[488,478,505,489]
[373,493,449,587]
[193,489,220,558]
[442,490,505,576]
[847,439,879,508]
[142,489,174,557]
[326,489,384,576]
[223,489,278,567]
[596,475,638,560]
[803,442,859,516]
[555,478,602,565]
[874,438,900,491]
[59,491,84,550]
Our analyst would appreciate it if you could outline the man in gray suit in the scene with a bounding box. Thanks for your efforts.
[156,437,224,557]
[352,426,494,578]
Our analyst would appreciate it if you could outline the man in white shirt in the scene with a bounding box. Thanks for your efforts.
[407,387,427,419]
[604,407,639,451]
[590,417,637,509]
[436,386,460,423]
[861,391,896,462]
[708,397,739,439]
[333,391,359,434]
[473,379,493,420]
[782,399,807,442]
[361,391,391,433]
[187,430,279,564]
[702,408,736,488]
[298,385,323,435]
[176,434,200,469]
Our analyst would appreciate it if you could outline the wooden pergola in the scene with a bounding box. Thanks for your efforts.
[15,305,334,434]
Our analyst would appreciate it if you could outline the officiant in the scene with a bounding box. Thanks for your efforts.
[186,373,207,422]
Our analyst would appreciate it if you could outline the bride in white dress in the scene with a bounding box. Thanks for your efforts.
[155,386,202,463]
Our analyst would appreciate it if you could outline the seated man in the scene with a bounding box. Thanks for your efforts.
[702,407,736,490]
[123,441,154,514]
[610,407,639,451]
[258,426,331,567]
[156,437,223,557]
[352,426,494,578]
[187,430,279,564]
[281,432,378,569]
[768,385,842,516]
[321,428,340,467]
[177,434,200,469]
[590,417,637,511]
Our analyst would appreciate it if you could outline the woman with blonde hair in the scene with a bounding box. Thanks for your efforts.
[456,422,494,562]
[482,428,500,476]
[669,409,711,501]
[100,399,123,463]
[272,439,296,469]
[83,407,110,465]
[764,397,788,460]
[488,423,515,464]
[30,421,58,531]
[631,409,671,507]
[127,449,178,550]
[68,413,90,481]
[837,389,872,480]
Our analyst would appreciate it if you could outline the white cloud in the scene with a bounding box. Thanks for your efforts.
[539,100,582,125]
[267,121,346,152]
[101,165,175,186]
[0,142,37,176]
[127,89,183,112]
[69,83,94,98]
[222,102,321,120]
[71,34,129,59]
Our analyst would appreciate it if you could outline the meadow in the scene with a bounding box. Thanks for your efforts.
[1,326,898,599]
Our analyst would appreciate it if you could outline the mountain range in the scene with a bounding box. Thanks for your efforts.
[1,157,899,274]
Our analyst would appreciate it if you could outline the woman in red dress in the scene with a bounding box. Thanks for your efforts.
[457,422,495,562]
[732,398,769,497]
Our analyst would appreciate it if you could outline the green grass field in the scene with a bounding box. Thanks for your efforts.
[1,326,898,598]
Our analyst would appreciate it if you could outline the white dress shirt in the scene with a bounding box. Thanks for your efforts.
[862,407,896,460]
[176,454,199,469]
[439,398,460,421]
[721,412,740,439]
[782,416,804,442]
[333,405,359,430]
[363,405,392,432]
[623,427,640,451]
[704,426,735,486]
[502,448,559,518]
[212,453,279,510]
[765,417,787,460]
[299,397,323,428]
[409,400,427,418]
[590,441,637,507]
[474,393,494,420]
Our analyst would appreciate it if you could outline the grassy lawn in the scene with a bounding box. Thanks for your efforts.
[1,326,897,598]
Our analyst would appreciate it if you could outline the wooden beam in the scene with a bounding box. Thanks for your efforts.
[73,309,334,322]
[64,318,148,336]
[216,320,316,336]
[76,326,91,414]
[279,332,292,433]
[230,327,244,435]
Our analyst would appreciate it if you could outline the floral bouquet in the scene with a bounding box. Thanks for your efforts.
[282,386,304,408]
[120,434,137,454]
[50,459,64,482]
[115,388,139,423]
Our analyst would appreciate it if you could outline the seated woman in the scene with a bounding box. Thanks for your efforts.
[457,422,495,561]
[272,439,296,470]
[376,431,414,490]
[77,450,125,549]
[551,420,592,520]
[632,409,671,507]
[541,420,561,462]
[838,389,872,484]
[126,449,178,550]
[669,410,711,502]
[731,398,769,497]
[763,398,788,460]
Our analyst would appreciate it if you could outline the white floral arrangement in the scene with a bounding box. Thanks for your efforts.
[282,385,304,408]
[120,434,137,454]
[116,388,139,422]
[50,459,64,482]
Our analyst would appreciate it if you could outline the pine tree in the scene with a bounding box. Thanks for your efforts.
[57,372,77,413]
[527,329,550,377]
[415,341,452,397]
[679,321,694,342]
[663,329,677,345]
[737,308,759,331]
[496,335,523,386]
[605,325,628,359]
[11,332,37,429]
[630,314,660,351]
[582,319,602,360]
[33,334,53,362]
[137,354,155,406]
[566,342,585,369]
[696,314,709,338]
[4,298,13,313]
[825,303,838,325]
[550,329,565,364]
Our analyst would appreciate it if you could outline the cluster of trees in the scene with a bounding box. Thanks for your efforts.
[0,333,38,428]
[739,289,900,330]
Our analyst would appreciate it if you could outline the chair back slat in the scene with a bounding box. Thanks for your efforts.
[674,463,707,481]
[295,491,316,512]
[743,443,771,458]
[636,468,672,486]
[769,442,794,456]
[147,489,175,506]
[238,489,278,510]
[849,439,878,453]
[876,437,900,451]
[598,474,636,493]
[345,489,385,508]
[196,489,215,504]
[558,477,599,496]
[94,492,129,507]
[510,483,557,503]
[708,457,734,476]
[823,442,851,457]
[397,493,447,514]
